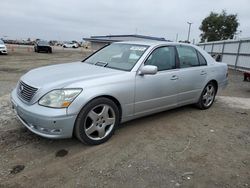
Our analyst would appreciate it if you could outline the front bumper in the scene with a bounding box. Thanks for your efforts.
[0,48,7,54]
[11,89,77,139]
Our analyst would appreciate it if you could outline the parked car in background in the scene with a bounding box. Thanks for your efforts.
[34,41,52,53]
[0,39,8,54]
[11,41,228,145]
[243,71,250,82]
[63,42,78,48]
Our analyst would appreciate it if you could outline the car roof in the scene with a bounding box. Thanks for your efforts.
[116,40,196,48]
[116,40,215,66]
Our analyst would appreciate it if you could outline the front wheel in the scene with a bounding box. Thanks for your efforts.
[196,82,217,110]
[74,98,120,145]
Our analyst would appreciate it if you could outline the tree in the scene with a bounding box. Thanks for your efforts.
[200,10,239,42]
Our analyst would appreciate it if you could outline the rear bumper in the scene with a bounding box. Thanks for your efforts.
[11,89,77,139]
[37,46,51,52]
[219,79,228,90]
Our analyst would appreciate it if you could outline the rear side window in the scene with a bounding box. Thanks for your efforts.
[197,51,207,66]
[176,46,199,68]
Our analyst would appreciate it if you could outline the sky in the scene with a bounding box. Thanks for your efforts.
[0,0,249,42]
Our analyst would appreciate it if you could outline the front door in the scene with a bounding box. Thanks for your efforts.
[134,46,179,115]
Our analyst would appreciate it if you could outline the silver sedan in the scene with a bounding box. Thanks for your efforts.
[11,41,228,145]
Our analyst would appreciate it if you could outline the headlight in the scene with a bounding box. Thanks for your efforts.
[39,89,82,108]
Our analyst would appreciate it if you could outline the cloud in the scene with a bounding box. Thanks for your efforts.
[0,0,249,42]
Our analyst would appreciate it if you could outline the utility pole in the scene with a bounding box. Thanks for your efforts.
[175,33,179,42]
[187,22,193,42]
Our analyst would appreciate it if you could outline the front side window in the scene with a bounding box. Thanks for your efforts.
[84,43,148,71]
[145,46,176,71]
[176,46,199,68]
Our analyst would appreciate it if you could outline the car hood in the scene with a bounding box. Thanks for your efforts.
[0,44,6,48]
[21,62,123,89]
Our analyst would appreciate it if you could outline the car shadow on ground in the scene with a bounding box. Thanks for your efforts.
[1,104,197,152]
[118,104,197,129]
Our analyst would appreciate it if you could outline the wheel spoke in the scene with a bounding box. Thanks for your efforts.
[86,123,97,135]
[204,99,209,105]
[208,95,214,101]
[209,86,214,93]
[100,105,109,118]
[203,93,208,100]
[105,117,115,125]
[98,128,106,138]
[88,110,99,121]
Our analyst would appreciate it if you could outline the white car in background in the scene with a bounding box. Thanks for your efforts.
[0,39,8,54]
[63,42,79,48]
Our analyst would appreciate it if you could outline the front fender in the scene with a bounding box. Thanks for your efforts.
[66,78,135,119]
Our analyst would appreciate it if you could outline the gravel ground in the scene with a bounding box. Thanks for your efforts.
[0,46,249,188]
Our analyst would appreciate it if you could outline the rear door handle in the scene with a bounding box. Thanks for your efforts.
[171,75,179,80]
[200,70,207,75]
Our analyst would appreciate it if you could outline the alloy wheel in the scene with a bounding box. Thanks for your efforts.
[84,104,116,140]
[202,84,215,107]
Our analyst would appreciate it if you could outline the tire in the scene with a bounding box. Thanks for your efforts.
[74,97,120,145]
[196,82,217,110]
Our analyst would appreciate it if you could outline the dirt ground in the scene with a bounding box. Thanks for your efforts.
[0,46,249,188]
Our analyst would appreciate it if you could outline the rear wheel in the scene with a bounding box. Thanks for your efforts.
[74,98,120,145]
[196,82,217,109]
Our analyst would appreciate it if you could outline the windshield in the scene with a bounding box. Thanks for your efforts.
[38,41,49,45]
[84,43,148,71]
[0,40,4,44]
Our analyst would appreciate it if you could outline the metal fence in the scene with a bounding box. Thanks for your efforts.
[197,39,250,71]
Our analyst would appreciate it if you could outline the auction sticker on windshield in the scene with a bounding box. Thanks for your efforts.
[130,46,147,51]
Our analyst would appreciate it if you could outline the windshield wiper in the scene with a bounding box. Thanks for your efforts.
[94,61,108,67]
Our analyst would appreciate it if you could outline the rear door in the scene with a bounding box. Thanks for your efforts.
[176,45,208,105]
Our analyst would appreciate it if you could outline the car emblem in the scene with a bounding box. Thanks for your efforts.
[20,85,24,93]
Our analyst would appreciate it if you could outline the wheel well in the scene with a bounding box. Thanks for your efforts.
[209,80,218,94]
[92,95,122,121]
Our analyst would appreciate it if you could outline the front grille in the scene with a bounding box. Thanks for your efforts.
[17,81,38,102]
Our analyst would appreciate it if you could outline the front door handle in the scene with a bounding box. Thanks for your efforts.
[171,75,179,80]
[200,70,207,75]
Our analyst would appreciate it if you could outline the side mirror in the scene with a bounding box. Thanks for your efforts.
[139,65,158,75]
